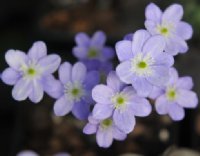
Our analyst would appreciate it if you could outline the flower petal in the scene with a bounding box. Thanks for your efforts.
[72,47,88,59]
[17,150,39,156]
[113,126,127,141]
[107,71,124,93]
[176,76,193,90]
[142,35,165,57]
[12,78,31,101]
[154,52,174,67]
[28,41,47,61]
[145,3,162,22]
[43,75,63,99]
[115,40,133,62]
[84,70,100,90]
[155,95,170,115]
[145,20,157,35]
[72,100,90,120]
[116,61,134,84]
[148,86,164,99]
[1,68,20,85]
[72,62,86,83]
[29,80,44,103]
[39,54,61,75]
[121,86,136,98]
[5,50,28,70]
[123,33,134,41]
[92,103,113,120]
[162,4,183,24]
[176,89,198,108]
[129,96,152,117]
[92,84,114,104]
[59,62,72,84]
[147,66,169,87]
[102,47,115,60]
[53,95,73,116]
[83,123,97,134]
[75,32,90,46]
[96,126,113,148]
[91,31,106,47]
[132,77,153,97]
[176,22,193,40]
[113,109,135,133]
[132,29,151,54]
[165,36,188,54]
[167,67,179,85]
[168,103,185,121]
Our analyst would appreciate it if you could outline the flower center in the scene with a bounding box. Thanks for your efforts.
[27,68,36,76]
[137,61,147,69]
[101,119,113,129]
[112,93,127,110]
[160,27,168,35]
[88,48,99,58]
[65,82,85,102]
[166,88,177,101]
[131,53,154,77]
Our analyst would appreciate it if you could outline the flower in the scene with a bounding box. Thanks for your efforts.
[116,30,174,97]
[1,41,61,103]
[150,68,198,121]
[17,150,70,156]
[83,115,126,148]
[45,62,99,120]
[145,3,193,55]
[72,31,115,74]
[91,71,151,133]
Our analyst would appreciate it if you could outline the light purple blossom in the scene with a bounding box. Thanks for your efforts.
[83,115,127,148]
[116,29,174,97]
[91,71,152,133]
[1,41,61,103]
[45,62,99,120]
[73,31,115,74]
[145,3,193,55]
[149,68,198,121]
[17,150,70,156]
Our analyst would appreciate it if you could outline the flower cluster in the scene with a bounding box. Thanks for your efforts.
[1,3,198,149]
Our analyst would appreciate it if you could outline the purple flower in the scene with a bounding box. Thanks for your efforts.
[73,31,115,73]
[1,41,61,103]
[45,62,99,120]
[150,68,198,121]
[116,30,174,97]
[123,33,134,41]
[83,115,127,148]
[91,71,151,133]
[17,151,70,156]
[145,3,193,55]
[17,150,39,156]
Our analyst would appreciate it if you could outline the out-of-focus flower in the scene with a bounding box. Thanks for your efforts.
[45,62,99,120]
[73,31,115,76]
[1,41,61,103]
[116,30,174,97]
[92,71,151,133]
[145,3,193,55]
[17,150,70,156]
[150,68,198,121]
[83,115,126,148]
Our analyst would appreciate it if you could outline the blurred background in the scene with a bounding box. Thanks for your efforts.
[0,0,200,155]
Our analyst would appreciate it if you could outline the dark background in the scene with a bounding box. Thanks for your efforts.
[0,0,200,155]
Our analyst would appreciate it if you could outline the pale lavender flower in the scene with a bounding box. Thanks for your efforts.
[145,3,193,55]
[73,31,115,73]
[1,41,61,103]
[17,150,70,156]
[45,62,99,120]
[92,71,151,133]
[17,150,39,156]
[150,68,198,121]
[116,30,174,97]
[83,115,127,148]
